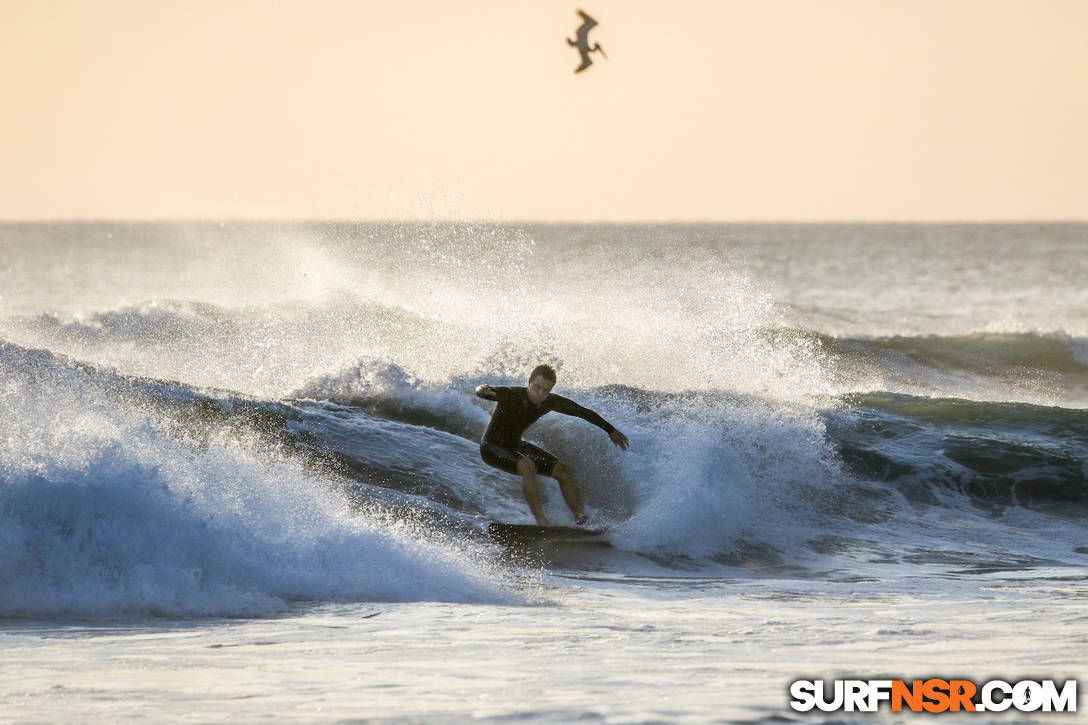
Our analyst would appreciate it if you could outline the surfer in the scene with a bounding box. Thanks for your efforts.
[476,364,629,526]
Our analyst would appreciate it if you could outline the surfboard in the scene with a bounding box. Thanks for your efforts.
[488,521,607,546]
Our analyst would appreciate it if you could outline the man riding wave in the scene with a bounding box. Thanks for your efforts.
[476,364,629,526]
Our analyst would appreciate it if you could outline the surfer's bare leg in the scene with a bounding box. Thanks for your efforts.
[552,461,587,525]
[516,456,550,526]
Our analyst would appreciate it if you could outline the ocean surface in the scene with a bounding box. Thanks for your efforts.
[1,222,1086,723]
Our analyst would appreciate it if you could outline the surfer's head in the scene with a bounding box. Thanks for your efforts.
[527,364,556,404]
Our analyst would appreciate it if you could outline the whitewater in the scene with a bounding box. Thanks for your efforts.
[1,222,1086,723]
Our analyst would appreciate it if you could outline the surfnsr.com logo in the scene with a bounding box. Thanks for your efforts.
[789,679,1077,713]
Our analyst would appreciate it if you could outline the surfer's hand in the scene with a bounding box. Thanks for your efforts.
[609,429,629,450]
[475,385,497,401]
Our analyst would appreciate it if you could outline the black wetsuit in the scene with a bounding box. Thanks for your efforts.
[477,386,616,476]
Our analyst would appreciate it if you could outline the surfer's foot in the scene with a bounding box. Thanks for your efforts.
[575,514,589,526]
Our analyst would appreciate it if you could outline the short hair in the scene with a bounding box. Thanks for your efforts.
[529,364,557,384]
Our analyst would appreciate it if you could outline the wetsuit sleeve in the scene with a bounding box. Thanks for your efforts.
[548,394,616,434]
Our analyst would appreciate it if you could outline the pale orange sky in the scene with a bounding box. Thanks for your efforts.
[1,0,1086,221]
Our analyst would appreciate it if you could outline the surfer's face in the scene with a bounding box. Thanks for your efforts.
[527,375,554,405]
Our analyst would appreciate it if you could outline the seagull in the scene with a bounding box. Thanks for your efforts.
[567,9,606,73]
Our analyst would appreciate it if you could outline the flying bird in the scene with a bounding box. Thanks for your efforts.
[567,9,606,73]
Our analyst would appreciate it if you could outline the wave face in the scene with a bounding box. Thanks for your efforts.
[826,392,1088,511]
[1,221,1087,616]
[0,342,515,618]
[817,331,1088,406]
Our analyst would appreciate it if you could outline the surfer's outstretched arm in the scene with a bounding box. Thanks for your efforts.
[550,395,630,450]
[475,384,499,401]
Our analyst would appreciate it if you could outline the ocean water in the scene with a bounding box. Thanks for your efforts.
[1,222,1086,723]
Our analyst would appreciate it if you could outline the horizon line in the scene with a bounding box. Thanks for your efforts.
[2,217,1086,226]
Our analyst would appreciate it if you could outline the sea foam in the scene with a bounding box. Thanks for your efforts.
[0,342,515,618]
